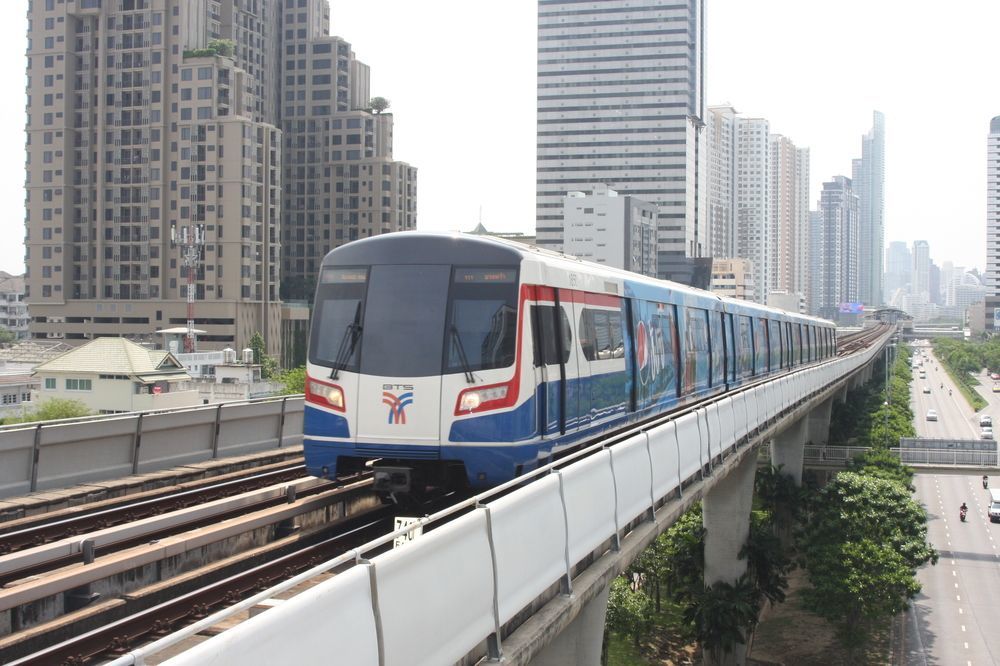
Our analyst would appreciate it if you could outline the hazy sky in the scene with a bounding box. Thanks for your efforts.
[2,0,997,275]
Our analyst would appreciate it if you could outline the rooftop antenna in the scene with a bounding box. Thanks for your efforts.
[172,224,204,353]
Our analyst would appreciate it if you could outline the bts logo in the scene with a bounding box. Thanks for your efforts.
[382,390,414,424]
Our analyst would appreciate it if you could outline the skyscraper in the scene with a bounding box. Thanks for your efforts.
[884,240,911,304]
[735,117,770,303]
[24,1,416,352]
[535,0,707,283]
[987,117,1000,332]
[707,105,737,259]
[768,135,809,306]
[853,111,885,307]
[912,240,931,301]
[277,2,417,297]
[813,176,859,319]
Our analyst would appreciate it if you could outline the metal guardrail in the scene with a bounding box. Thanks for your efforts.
[803,445,998,468]
[106,328,894,666]
[0,395,305,498]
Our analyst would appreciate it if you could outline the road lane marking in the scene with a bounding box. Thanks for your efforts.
[955,583,959,589]
[958,595,961,601]
[952,570,956,576]
[959,608,963,615]
[962,625,966,632]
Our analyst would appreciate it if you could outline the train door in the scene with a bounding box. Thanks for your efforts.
[571,292,592,432]
[531,292,576,438]
[725,313,737,386]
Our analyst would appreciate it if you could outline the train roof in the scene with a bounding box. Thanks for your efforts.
[320,232,834,327]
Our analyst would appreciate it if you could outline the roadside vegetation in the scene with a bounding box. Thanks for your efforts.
[0,398,91,425]
[604,345,935,664]
[933,337,996,411]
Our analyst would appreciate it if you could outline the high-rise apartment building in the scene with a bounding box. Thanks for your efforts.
[812,176,859,319]
[735,117,769,303]
[768,135,809,306]
[853,110,885,307]
[986,117,1000,332]
[277,2,416,295]
[25,1,415,353]
[707,107,809,308]
[707,105,737,259]
[535,0,707,283]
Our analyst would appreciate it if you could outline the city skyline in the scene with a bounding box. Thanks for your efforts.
[0,0,996,275]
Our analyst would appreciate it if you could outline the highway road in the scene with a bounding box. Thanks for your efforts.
[908,344,983,440]
[900,343,1000,665]
[903,474,1000,665]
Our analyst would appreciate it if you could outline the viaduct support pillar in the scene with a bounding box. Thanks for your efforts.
[808,397,834,447]
[834,385,848,405]
[701,452,757,666]
[770,416,807,486]
[529,583,610,666]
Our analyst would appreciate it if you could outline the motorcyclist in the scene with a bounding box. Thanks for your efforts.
[984,475,990,489]
[961,502,969,521]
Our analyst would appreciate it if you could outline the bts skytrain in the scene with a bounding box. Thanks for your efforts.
[302,232,836,497]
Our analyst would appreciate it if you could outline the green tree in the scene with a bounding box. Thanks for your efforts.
[207,38,235,56]
[660,504,706,600]
[799,472,937,644]
[248,331,278,379]
[275,366,306,395]
[848,446,914,490]
[6,398,91,424]
[741,510,793,606]
[605,576,653,647]
[0,328,15,345]
[683,574,759,664]
[368,96,390,114]
[754,465,803,544]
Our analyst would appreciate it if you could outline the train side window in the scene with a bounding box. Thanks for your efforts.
[579,308,624,361]
[532,304,571,366]
[738,316,753,377]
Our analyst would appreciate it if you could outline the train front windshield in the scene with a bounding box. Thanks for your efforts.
[310,265,519,377]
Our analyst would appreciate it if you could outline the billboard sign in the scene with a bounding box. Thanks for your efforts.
[838,302,864,314]
[993,307,1000,327]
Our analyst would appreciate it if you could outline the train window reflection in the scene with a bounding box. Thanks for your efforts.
[445,267,519,374]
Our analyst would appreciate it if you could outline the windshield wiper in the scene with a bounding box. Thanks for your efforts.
[329,305,363,380]
[450,325,476,384]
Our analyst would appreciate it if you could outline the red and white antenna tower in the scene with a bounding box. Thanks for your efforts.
[172,224,204,353]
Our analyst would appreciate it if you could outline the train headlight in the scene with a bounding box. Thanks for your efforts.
[457,385,509,412]
[306,377,346,412]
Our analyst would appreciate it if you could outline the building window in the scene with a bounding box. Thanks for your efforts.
[44,377,56,390]
[65,378,93,391]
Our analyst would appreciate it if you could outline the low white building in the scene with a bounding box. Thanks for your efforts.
[33,337,198,414]
[175,348,283,403]
[561,186,658,277]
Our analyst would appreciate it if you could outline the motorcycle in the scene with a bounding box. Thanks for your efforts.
[984,476,990,489]
[960,507,968,522]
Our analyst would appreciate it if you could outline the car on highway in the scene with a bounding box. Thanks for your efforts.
[926,409,938,421]
[982,427,994,440]
[992,372,1000,381]
[981,414,993,428]
[993,384,1000,393]
[990,489,1000,523]
[919,372,927,379]
[923,386,931,394]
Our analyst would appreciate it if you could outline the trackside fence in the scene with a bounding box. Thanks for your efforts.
[0,396,304,498]
[101,331,892,666]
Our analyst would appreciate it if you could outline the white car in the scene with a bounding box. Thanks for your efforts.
[982,427,994,440]
[981,415,993,428]
[922,386,931,394]
[926,409,938,421]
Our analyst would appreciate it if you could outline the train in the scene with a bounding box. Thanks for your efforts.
[302,232,836,498]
